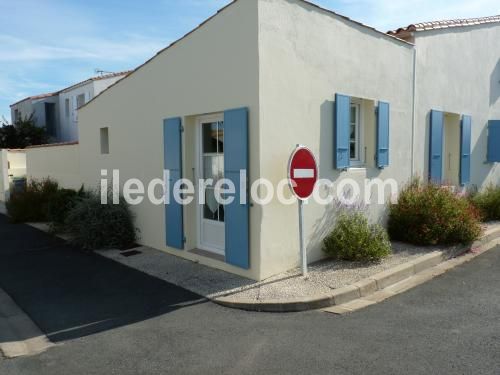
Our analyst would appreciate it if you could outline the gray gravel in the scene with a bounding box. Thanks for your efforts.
[97,233,491,302]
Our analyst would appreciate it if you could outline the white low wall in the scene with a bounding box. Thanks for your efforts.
[0,150,8,202]
[0,149,27,202]
[26,143,82,190]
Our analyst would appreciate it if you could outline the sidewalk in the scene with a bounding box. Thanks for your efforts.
[97,222,500,312]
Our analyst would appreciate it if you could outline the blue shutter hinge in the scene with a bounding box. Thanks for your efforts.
[183,236,187,243]
[180,125,185,132]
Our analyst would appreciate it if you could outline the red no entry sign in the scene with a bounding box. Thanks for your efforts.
[288,145,318,200]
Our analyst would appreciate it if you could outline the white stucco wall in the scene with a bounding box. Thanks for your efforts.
[59,82,94,143]
[58,76,129,143]
[0,150,26,202]
[0,150,8,202]
[257,0,415,277]
[412,24,500,189]
[78,0,261,279]
[93,75,127,96]
[10,99,33,123]
[26,144,81,190]
[8,150,26,179]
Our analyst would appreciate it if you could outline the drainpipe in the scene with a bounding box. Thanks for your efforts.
[410,44,417,178]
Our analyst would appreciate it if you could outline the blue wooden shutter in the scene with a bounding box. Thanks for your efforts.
[224,108,249,269]
[487,120,500,163]
[163,117,184,250]
[429,110,444,183]
[334,94,351,169]
[377,101,390,168]
[460,115,472,185]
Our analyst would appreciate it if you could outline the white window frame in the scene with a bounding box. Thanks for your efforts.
[195,113,226,255]
[350,100,364,166]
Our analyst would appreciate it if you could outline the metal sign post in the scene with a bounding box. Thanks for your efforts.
[288,145,318,277]
[298,199,307,277]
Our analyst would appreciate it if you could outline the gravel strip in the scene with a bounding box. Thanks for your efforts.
[96,223,500,302]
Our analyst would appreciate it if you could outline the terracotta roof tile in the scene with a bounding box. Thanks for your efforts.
[388,14,500,36]
[10,91,59,107]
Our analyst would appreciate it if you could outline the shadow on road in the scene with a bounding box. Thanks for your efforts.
[0,214,205,343]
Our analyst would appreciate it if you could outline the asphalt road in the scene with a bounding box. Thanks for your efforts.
[0,215,499,374]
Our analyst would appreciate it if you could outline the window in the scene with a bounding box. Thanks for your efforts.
[100,127,109,154]
[14,109,19,122]
[76,94,85,109]
[350,103,362,163]
[201,121,224,222]
[65,98,70,117]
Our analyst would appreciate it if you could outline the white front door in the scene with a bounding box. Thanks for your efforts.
[197,115,225,255]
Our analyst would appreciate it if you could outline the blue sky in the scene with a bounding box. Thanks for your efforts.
[1,0,499,122]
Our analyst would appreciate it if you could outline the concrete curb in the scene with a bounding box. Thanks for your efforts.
[215,227,500,313]
[0,288,54,358]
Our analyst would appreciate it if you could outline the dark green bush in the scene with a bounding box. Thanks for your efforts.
[472,186,500,221]
[47,186,87,232]
[64,192,137,250]
[6,178,59,223]
[323,212,391,262]
[0,114,49,148]
[388,180,482,246]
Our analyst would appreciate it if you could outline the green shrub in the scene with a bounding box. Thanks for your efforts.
[64,192,137,250]
[472,186,500,221]
[6,178,59,223]
[388,180,482,246]
[323,212,392,262]
[47,186,87,232]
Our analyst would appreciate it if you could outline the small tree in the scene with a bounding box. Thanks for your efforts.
[0,114,49,149]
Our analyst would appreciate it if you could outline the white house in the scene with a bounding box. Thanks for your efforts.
[72,0,500,280]
[8,71,130,143]
[10,92,60,139]
[58,71,130,142]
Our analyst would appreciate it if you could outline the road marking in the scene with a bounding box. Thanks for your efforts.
[0,288,54,358]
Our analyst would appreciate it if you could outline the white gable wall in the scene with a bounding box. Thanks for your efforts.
[78,0,261,279]
[257,0,415,277]
[59,81,94,142]
[412,24,500,188]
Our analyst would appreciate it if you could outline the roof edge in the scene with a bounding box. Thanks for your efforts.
[388,14,500,36]
[80,0,413,112]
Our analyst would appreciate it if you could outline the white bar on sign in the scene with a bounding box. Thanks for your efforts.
[293,169,314,178]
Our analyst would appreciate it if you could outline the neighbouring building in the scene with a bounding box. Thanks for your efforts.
[8,71,130,143]
[10,92,60,139]
[58,71,131,142]
[54,0,500,281]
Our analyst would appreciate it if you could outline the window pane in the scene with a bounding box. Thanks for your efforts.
[350,142,356,159]
[76,94,85,108]
[202,122,218,153]
[204,188,224,222]
[203,155,223,183]
[204,188,218,220]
